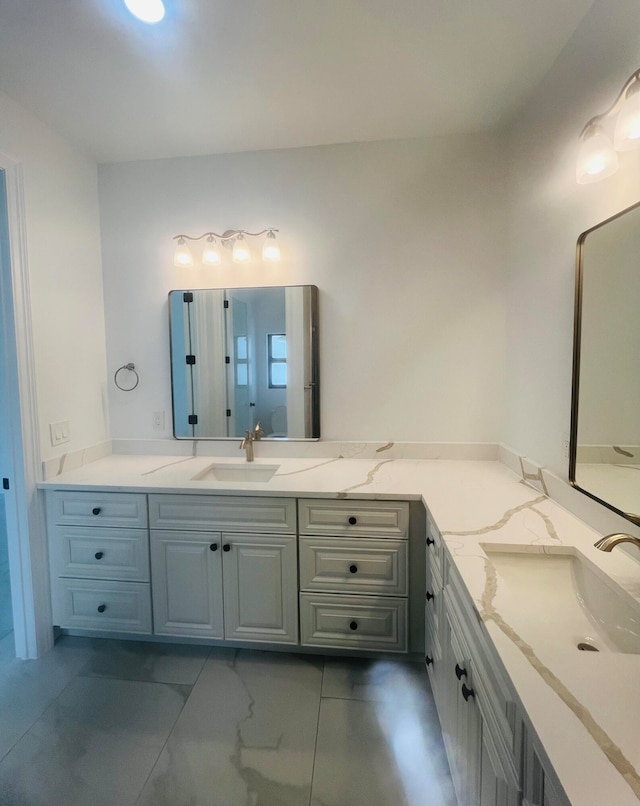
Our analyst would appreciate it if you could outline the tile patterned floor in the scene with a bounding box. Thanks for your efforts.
[0,634,455,806]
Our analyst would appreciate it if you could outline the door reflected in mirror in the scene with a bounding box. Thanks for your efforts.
[570,200,640,525]
[169,285,319,440]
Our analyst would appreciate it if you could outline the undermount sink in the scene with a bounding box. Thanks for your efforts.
[192,462,280,483]
[481,545,640,654]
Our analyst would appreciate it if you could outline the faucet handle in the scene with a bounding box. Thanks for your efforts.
[253,422,264,440]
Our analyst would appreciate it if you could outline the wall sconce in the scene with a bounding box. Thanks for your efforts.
[576,68,640,184]
[172,229,280,267]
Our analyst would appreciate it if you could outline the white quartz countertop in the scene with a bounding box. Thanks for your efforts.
[40,453,640,804]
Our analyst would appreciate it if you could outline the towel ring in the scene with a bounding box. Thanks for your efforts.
[114,362,139,391]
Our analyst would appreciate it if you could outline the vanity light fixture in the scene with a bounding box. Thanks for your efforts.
[123,0,165,24]
[576,68,640,184]
[172,229,280,268]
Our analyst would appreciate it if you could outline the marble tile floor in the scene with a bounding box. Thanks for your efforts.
[0,634,456,806]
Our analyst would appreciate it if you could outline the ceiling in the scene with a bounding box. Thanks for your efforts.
[0,0,595,163]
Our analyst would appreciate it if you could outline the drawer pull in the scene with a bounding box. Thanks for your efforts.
[455,663,467,680]
[349,620,358,631]
[210,543,218,551]
[97,604,107,613]
[223,544,231,552]
[348,516,357,525]
[461,683,475,702]
[92,507,102,516]
[425,655,433,666]
[426,591,434,602]
[94,551,104,560]
[349,564,358,574]
[426,537,435,546]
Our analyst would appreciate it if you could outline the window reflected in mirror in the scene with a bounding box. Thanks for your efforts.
[169,285,319,440]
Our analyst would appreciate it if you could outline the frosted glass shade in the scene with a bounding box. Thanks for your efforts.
[576,128,619,184]
[614,87,640,151]
[124,0,165,23]
[232,235,251,264]
[173,238,193,267]
[202,236,221,265]
[262,232,281,262]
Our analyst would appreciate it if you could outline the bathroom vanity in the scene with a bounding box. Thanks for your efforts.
[40,451,640,806]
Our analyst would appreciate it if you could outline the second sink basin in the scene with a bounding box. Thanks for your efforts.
[192,462,281,482]
[482,545,640,654]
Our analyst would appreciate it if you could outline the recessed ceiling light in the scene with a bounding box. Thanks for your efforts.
[123,0,165,24]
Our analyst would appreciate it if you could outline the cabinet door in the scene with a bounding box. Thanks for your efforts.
[151,530,223,638]
[222,533,298,644]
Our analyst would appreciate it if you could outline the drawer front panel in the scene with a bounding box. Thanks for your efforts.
[51,526,149,581]
[55,579,151,633]
[299,593,407,652]
[299,537,407,595]
[49,491,148,528]
[426,510,444,580]
[298,499,409,538]
[149,494,296,534]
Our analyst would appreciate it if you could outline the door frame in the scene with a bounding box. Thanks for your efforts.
[0,150,52,659]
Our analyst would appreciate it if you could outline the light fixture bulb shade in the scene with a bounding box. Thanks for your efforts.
[262,232,281,262]
[202,236,221,265]
[232,235,251,264]
[123,0,165,23]
[614,85,640,151]
[173,238,194,267]
[576,127,619,184]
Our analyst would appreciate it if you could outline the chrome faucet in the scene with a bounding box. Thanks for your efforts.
[594,533,640,552]
[239,422,264,463]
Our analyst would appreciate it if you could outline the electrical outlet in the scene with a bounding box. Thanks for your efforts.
[562,432,570,461]
[49,420,70,446]
[152,411,165,431]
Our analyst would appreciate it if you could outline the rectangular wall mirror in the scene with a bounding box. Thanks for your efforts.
[570,200,640,525]
[169,285,319,440]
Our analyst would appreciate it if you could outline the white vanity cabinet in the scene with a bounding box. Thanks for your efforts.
[298,499,410,653]
[148,494,298,644]
[47,491,152,634]
[425,513,570,806]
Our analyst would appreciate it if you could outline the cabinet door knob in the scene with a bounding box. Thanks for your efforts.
[223,544,231,552]
[426,591,434,602]
[349,621,358,631]
[94,551,104,560]
[426,537,435,546]
[455,663,467,680]
[92,507,102,516]
[461,683,475,702]
[210,543,218,551]
[425,655,433,666]
[348,516,357,526]
[349,564,358,574]
[97,604,107,613]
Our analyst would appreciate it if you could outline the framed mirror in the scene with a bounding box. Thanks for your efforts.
[169,285,319,439]
[570,200,640,525]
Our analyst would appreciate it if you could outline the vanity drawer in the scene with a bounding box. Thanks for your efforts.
[51,526,149,582]
[48,491,148,529]
[299,537,408,595]
[299,592,407,652]
[426,510,444,580]
[54,578,151,633]
[148,494,296,534]
[298,499,409,538]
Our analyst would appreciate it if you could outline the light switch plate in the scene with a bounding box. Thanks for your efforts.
[49,420,70,446]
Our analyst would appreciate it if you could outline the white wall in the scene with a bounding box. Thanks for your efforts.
[504,0,640,477]
[99,134,507,443]
[0,90,108,461]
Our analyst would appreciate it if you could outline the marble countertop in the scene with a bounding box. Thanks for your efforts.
[40,452,640,804]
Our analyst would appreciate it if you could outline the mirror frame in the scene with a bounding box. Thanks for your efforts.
[168,284,320,440]
[569,199,640,526]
